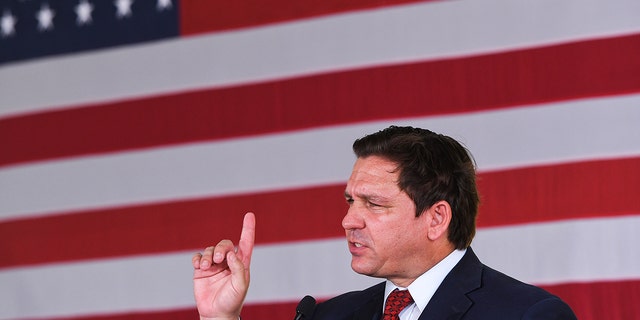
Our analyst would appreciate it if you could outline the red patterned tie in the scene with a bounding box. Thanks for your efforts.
[383,289,414,320]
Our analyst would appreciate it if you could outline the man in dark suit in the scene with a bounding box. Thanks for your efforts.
[192,126,577,320]
[311,247,575,319]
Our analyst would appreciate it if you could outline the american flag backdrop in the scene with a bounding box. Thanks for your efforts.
[1,0,640,319]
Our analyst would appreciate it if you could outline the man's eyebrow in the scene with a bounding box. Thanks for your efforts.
[344,190,390,203]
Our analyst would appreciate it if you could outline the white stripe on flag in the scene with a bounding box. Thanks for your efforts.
[1,0,639,118]
[474,216,640,285]
[1,216,639,319]
[1,94,639,221]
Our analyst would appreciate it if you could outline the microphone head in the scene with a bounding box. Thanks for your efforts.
[295,295,316,319]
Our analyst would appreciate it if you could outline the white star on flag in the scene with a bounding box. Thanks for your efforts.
[157,0,172,11]
[115,0,133,19]
[75,0,94,25]
[1,10,17,37]
[36,3,55,31]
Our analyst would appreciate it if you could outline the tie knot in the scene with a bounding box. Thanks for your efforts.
[383,289,414,320]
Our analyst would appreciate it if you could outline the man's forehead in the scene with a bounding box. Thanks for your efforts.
[346,156,401,196]
[350,156,399,179]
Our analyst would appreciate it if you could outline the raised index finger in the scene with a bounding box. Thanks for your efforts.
[238,212,256,266]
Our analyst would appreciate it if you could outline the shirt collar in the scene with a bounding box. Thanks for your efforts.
[384,248,466,313]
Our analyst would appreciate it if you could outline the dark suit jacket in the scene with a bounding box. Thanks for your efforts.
[310,248,577,320]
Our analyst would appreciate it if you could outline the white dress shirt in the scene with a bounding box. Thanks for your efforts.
[383,249,466,320]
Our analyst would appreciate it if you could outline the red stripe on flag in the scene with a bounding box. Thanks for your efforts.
[0,185,347,269]
[63,309,200,320]
[51,302,299,320]
[2,34,639,167]
[1,157,638,268]
[476,157,640,227]
[179,0,436,35]
[55,302,301,320]
[541,280,640,320]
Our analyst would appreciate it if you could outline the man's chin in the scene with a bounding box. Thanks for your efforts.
[350,259,378,277]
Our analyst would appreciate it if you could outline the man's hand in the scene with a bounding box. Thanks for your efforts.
[193,212,256,320]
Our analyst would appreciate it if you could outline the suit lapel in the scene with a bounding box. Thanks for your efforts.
[353,289,383,320]
[344,248,484,320]
[418,248,483,320]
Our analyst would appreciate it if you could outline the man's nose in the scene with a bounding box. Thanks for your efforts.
[342,204,364,230]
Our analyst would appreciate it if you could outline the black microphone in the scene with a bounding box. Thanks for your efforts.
[293,295,316,320]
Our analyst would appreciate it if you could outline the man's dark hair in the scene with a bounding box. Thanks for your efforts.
[352,125,479,249]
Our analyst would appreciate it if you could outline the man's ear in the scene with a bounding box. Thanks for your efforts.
[425,200,452,241]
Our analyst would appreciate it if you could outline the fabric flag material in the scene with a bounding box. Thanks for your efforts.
[1,0,639,319]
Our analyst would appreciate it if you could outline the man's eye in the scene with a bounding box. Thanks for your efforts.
[345,198,354,205]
